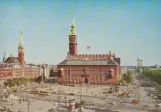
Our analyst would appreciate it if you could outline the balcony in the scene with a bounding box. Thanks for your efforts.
[81,74,89,77]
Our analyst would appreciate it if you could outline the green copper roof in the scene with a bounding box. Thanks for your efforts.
[18,31,24,48]
[70,18,76,35]
[72,18,76,26]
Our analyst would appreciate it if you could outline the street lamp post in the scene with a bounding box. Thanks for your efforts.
[80,84,82,112]
[28,99,30,112]
[65,92,67,110]
[42,66,44,84]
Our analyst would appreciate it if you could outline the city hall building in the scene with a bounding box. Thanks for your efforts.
[57,19,121,85]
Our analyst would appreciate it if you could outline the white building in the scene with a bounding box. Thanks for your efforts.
[42,64,50,78]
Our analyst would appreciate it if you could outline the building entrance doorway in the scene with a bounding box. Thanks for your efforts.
[84,78,88,84]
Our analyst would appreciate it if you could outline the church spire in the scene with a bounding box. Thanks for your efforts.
[18,31,24,48]
[3,52,6,62]
[70,18,76,35]
[72,18,76,26]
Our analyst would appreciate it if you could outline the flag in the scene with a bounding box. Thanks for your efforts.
[87,45,90,49]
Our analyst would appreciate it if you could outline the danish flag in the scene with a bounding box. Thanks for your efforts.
[87,45,90,49]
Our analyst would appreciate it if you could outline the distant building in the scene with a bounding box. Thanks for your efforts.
[154,64,159,69]
[137,58,142,67]
[121,67,127,75]
[42,64,50,78]
[0,32,41,79]
[56,19,121,85]
[122,66,136,71]
[49,65,58,77]
[143,65,161,70]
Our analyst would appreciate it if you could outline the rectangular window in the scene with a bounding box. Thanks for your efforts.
[92,76,94,80]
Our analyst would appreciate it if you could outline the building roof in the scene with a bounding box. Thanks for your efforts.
[3,56,27,67]
[72,18,76,26]
[4,57,20,64]
[0,63,21,68]
[0,62,39,69]
[58,58,119,66]
[70,18,76,35]
[18,31,24,48]
[113,58,120,65]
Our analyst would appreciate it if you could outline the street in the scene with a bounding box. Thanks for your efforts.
[0,74,161,112]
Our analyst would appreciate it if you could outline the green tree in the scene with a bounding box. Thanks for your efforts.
[122,71,133,84]
[143,69,161,85]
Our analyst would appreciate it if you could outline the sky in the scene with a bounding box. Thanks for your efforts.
[0,0,161,66]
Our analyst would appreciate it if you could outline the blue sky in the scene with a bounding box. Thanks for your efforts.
[0,0,161,66]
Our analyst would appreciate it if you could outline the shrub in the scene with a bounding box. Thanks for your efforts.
[80,100,86,105]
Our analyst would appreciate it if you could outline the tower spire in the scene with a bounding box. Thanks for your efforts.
[3,52,6,62]
[70,18,76,35]
[18,31,25,66]
[69,19,78,55]
[72,18,76,26]
[18,31,24,48]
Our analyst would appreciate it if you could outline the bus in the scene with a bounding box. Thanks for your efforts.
[30,90,51,95]
[39,91,51,95]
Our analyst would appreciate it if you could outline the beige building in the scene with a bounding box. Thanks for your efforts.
[0,32,41,80]
[0,61,41,80]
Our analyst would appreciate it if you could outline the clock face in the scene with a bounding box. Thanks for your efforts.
[69,36,75,42]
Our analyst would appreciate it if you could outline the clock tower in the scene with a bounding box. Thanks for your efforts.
[18,31,25,66]
[69,19,78,55]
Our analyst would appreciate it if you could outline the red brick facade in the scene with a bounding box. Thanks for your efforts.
[69,35,77,55]
[18,47,24,66]
[57,65,119,85]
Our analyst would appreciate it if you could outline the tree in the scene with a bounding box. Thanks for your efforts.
[143,69,161,85]
[80,100,86,105]
[4,78,35,87]
[122,71,133,84]
[35,76,46,83]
